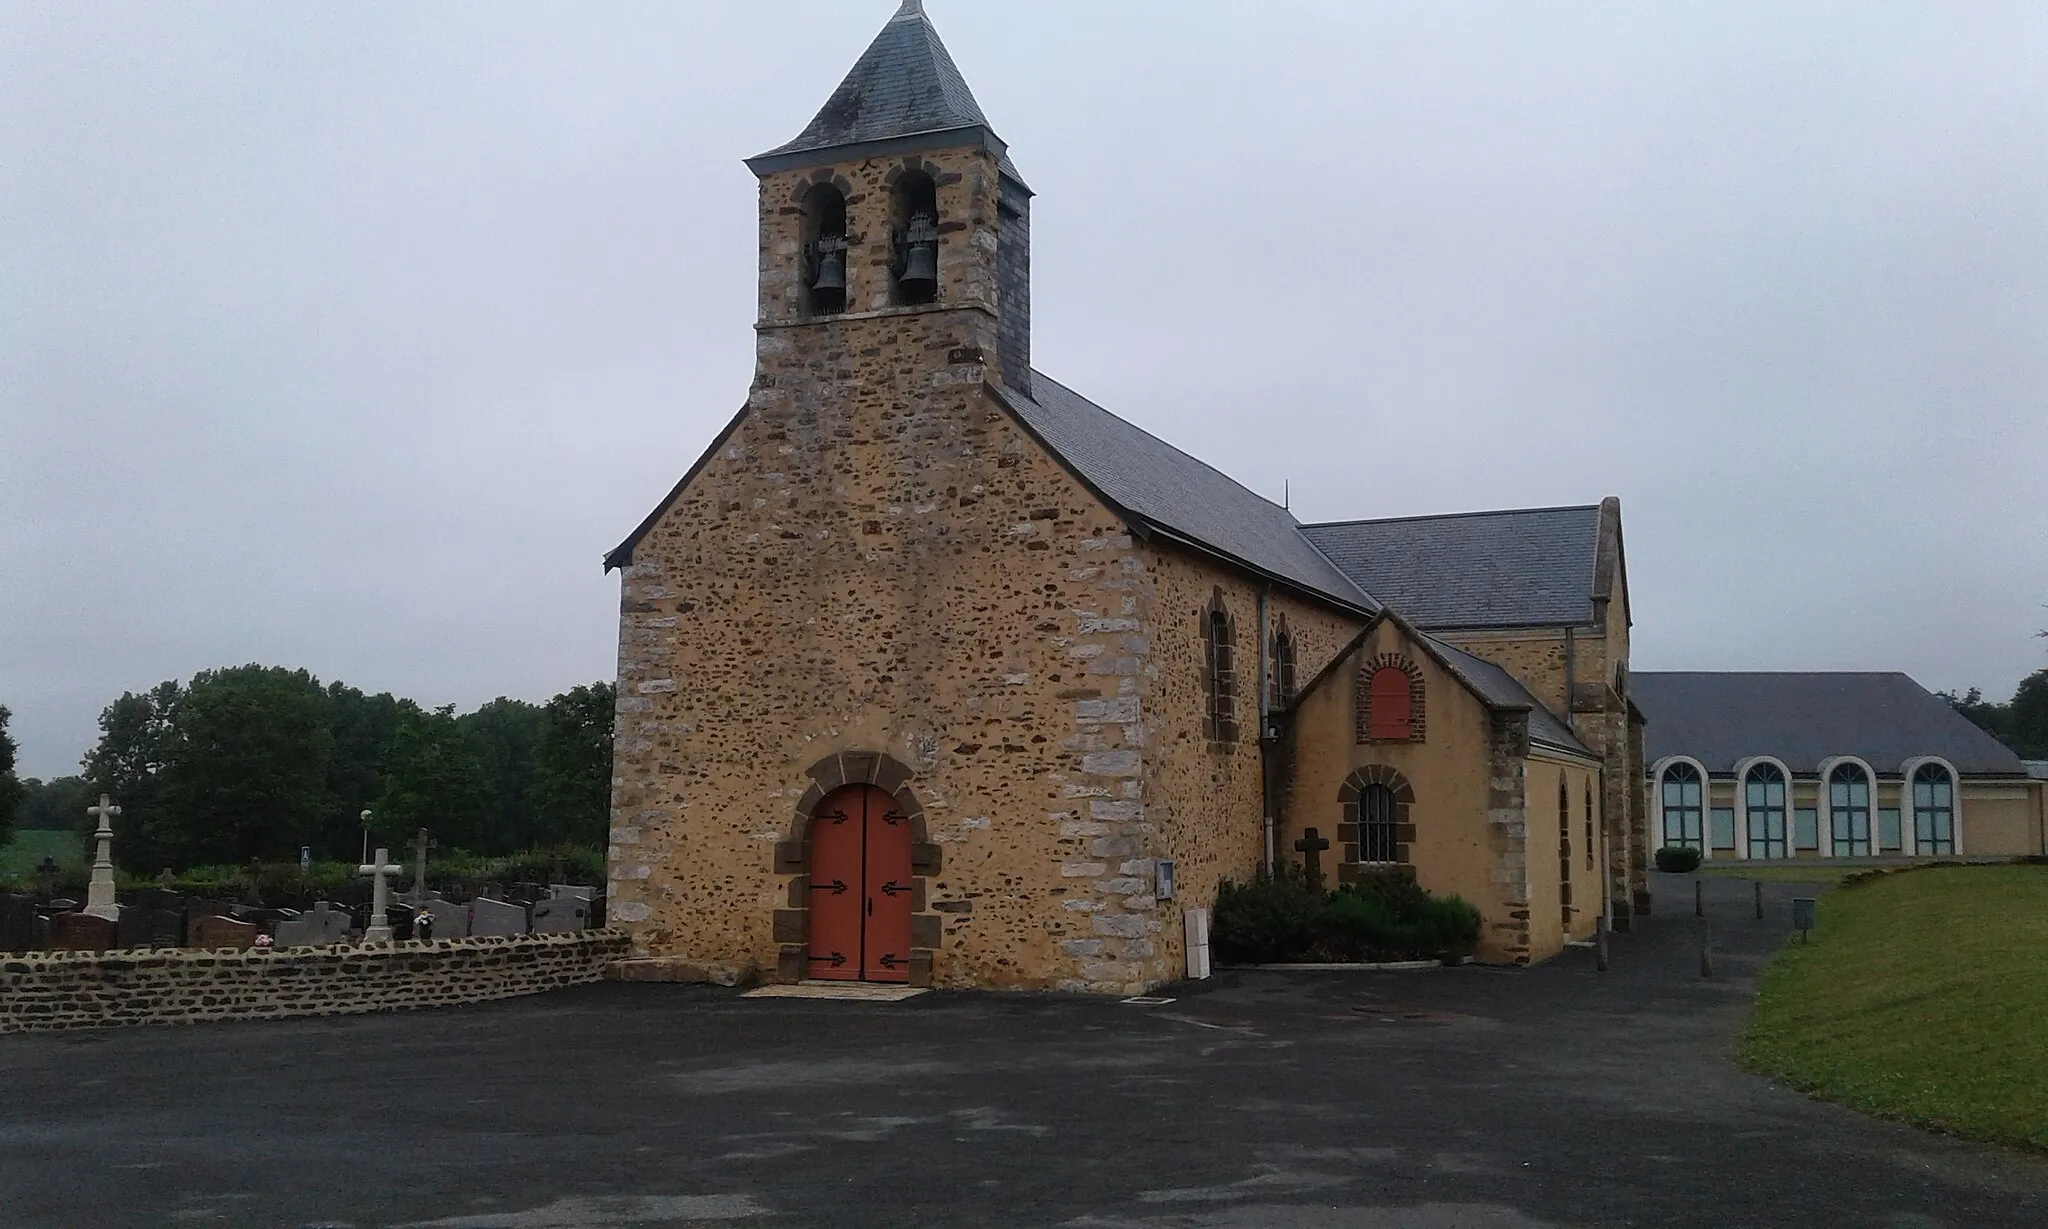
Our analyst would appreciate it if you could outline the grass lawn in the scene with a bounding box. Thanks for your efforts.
[1743,864,2048,1151]
[0,828,86,879]
[1701,864,1859,887]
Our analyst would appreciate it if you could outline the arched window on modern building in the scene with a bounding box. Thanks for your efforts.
[1828,763,1872,857]
[1744,762,1788,859]
[1660,762,1704,851]
[1911,762,1956,855]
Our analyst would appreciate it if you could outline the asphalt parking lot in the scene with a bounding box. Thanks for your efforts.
[3,872,2043,1228]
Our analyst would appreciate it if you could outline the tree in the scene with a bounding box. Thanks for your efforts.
[82,680,184,871]
[15,776,91,831]
[1944,668,2048,761]
[530,683,615,848]
[0,705,21,852]
[154,666,334,866]
[322,682,405,860]
[460,697,548,853]
[372,704,490,851]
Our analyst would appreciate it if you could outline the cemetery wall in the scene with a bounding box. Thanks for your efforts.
[0,930,628,1033]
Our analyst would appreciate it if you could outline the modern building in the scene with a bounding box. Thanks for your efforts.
[1634,672,2047,860]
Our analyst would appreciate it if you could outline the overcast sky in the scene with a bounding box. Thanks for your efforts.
[4,2,2045,779]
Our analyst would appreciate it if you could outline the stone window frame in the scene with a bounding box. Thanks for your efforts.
[1355,652,1427,744]
[1202,588,1239,746]
[1337,765,1417,884]
[770,751,944,987]
[1268,616,1298,710]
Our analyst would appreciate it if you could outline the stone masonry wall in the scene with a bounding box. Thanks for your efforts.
[1136,547,1363,982]
[0,932,628,1034]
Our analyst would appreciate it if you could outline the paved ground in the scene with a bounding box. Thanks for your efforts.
[4,873,2044,1228]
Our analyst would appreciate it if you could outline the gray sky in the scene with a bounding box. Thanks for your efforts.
[4,2,2045,779]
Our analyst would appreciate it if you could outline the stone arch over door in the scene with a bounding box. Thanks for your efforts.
[771,752,944,986]
[1337,765,1418,884]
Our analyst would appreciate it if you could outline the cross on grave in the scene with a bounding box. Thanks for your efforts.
[408,828,437,903]
[357,847,407,943]
[84,794,122,920]
[37,856,60,902]
[1294,827,1331,893]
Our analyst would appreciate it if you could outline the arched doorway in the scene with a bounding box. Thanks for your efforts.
[806,784,913,983]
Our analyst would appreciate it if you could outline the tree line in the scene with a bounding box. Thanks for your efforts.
[1943,666,2048,760]
[0,668,614,872]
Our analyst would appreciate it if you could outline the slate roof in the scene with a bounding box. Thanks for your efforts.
[1300,506,1603,629]
[995,375,1376,612]
[750,1,1024,184]
[1632,672,2029,776]
[1429,637,1590,757]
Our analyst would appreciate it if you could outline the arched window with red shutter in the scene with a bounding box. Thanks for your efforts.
[1368,667,1413,740]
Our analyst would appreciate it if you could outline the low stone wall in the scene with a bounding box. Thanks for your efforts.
[0,930,630,1034]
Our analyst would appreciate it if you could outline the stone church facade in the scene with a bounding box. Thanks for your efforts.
[603,2,1651,993]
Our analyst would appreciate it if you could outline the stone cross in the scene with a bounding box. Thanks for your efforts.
[357,847,406,943]
[84,794,122,920]
[409,828,437,902]
[1294,827,1331,893]
[37,856,60,901]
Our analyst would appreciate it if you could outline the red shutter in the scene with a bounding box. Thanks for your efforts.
[1368,668,1413,740]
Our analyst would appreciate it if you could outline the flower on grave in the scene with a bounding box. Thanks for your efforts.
[254,934,274,948]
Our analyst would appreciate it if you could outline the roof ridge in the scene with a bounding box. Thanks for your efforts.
[1303,504,1602,530]
[1634,670,1917,679]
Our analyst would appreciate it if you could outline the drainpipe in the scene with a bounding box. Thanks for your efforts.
[1563,626,1576,732]
[1257,586,1274,874]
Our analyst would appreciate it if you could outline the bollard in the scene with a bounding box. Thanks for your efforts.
[1754,880,1764,920]
[1596,915,1610,973]
[1698,919,1714,978]
[1695,878,1704,917]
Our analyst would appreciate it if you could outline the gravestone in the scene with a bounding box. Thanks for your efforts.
[549,884,595,901]
[47,911,118,952]
[470,897,528,937]
[114,904,151,950]
[188,914,259,951]
[1294,827,1331,893]
[146,907,186,949]
[274,901,353,948]
[36,856,60,901]
[508,882,549,904]
[1,893,36,954]
[421,897,470,939]
[588,893,607,928]
[530,896,589,934]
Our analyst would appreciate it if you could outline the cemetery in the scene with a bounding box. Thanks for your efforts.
[0,798,625,1032]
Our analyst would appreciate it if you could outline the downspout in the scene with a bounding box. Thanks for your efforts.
[1563,626,1576,731]
[1257,586,1274,875]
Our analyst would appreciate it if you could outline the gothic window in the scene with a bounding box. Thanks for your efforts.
[1828,763,1872,856]
[1912,763,1955,854]
[1269,624,1297,709]
[800,182,848,316]
[1359,784,1399,863]
[1355,654,1425,744]
[1744,763,1788,859]
[1660,762,1704,851]
[1584,782,1596,870]
[1202,591,1238,745]
[890,169,940,306]
[1557,778,1573,925]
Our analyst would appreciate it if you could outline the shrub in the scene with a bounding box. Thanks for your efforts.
[1212,866,1482,964]
[1321,880,1480,962]
[1211,865,1325,965]
[1655,845,1703,873]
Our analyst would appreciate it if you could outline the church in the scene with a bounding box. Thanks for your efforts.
[602,2,1650,993]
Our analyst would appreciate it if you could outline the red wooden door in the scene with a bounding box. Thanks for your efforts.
[806,785,912,984]
[863,796,912,983]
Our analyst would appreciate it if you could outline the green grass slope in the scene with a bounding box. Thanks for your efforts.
[0,828,86,879]
[1743,864,2048,1151]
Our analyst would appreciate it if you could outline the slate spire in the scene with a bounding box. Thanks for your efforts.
[747,1,1023,183]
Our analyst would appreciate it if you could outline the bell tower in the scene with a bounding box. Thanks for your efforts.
[743,0,1033,395]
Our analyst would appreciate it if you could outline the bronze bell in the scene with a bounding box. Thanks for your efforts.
[810,239,846,294]
[899,213,939,296]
